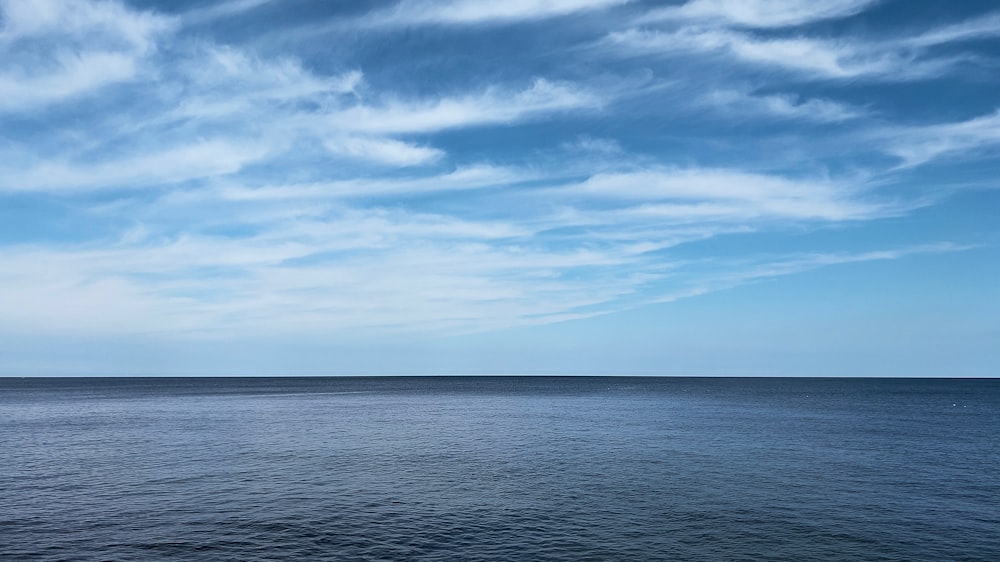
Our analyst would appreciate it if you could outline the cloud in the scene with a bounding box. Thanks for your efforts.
[0,51,139,111]
[0,33,598,192]
[144,45,362,131]
[324,137,445,167]
[196,165,531,201]
[606,28,948,80]
[0,209,963,338]
[737,243,969,282]
[177,45,362,107]
[362,0,630,27]
[2,140,272,192]
[0,0,173,111]
[566,169,887,221]
[701,89,866,122]
[610,4,996,82]
[650,243,969,303]
[904,12,1000,48]
[0,0,169,49]
[0,206,652,337]
[640,0,879,28]
[325,79,601,134]
[882,110,1000,168]
[182,0,277,26]
[0,0,989,353]
[717,34,894,78]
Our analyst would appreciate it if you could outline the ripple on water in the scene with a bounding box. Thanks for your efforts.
[2,377,998,561]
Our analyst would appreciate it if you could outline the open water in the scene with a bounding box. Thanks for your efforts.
[1,376,998,561]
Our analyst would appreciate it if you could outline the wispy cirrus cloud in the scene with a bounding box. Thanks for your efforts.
[565,168,891,222]
[0,0,169,48]
[0,51,140,111]
[639,0,879,28]
[325,79,602,134]
[193,164,530,201]
[170,45,363,117]
[0,46,599,192]
[0,0,994,366]
[649,242,968,304]
[360,0,631,27]
[323,136,445,167]
[0,0,173,111]
[700,88,866,122]
[1,140,273,193]
[606,27,954,80]
[0,208,652,337]
[904,12,1000,48]
[610,3,999,82]
[0,215,964,339]
[881,109,1000,168]
[181,0,277,26]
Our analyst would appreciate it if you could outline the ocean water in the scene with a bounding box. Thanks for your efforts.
[1,377,998,561]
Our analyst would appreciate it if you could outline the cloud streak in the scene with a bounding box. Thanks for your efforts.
[325,79,602,134]
[609,3,999,82]
[606,27,957,80]
[0,0,994,357]
[640,0,879,28]
[882,110,1000,168]
[361,0,631,27]
[0,0,173,111]
[699,89,866,122]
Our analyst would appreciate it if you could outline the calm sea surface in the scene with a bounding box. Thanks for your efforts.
[1,377,998,561]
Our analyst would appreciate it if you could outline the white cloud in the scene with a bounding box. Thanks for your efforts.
[0,0,170,50]
[575,169,820,200]
[0,0,174,111]
[559,169,908,226]
[0,51,138,111]
[0,0,607,195]
[621,199,868,222]
[640,0,879,28]
[183,46,361,100]
[324,136,445,166]
[0,205,650,337]
[2,140,272,192]
[883,110,1000,168]
[182,0,277,26]
[0,143,942,342]
[715,243,969,287]
[363,0,630,27]
[702,89,865,122]
[607,28,934,79]
[0,214,963,338]
[13,156,908,339]
[326,79,601,134]
[615,4,999,84]
[154,46,361,127]
[0,0,983,350]
[904,12,1000,48]
[649,243,968,303]
[566,169,886,221]
[198,164,530,201]
[724,34,894,78]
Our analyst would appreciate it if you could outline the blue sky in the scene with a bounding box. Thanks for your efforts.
[1,0,998,376]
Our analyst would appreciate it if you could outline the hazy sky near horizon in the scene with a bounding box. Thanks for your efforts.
[1,0,998,376]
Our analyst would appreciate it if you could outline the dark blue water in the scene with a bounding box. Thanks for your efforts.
[1,377,998,561]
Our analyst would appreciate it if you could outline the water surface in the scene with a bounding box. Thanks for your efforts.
[2,377,998,560]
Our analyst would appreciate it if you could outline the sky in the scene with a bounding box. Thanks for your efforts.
[1,0,998,377]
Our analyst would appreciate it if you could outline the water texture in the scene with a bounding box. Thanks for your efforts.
[1,377,998,561]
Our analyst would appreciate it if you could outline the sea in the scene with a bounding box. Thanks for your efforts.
[1,376,997,561]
